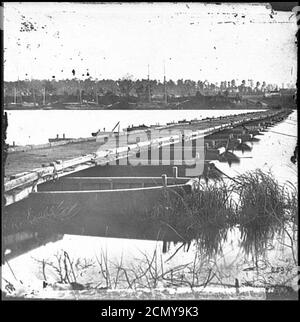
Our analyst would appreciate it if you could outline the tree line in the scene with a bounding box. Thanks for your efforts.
[4,76,286,104]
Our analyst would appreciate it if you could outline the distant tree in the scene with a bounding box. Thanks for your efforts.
[239,80,246,94]
[195,90,203,97]
[135,80,151,101]
[177,79,185,96]
[183,79,196,96]
[117,74,135,97]
[197,81,204,92]
[43,80,56,95]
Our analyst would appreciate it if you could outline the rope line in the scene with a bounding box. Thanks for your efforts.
[209,163,242,185]
[268,130,297,138]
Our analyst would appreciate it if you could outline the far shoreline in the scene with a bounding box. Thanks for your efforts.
[4,107,269,111]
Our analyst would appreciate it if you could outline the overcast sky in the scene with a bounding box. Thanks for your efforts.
[3,2,298,86]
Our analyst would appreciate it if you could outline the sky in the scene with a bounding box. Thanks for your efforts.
[3,2,298,86]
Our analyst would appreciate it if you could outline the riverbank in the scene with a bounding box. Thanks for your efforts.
[4,91,296,110]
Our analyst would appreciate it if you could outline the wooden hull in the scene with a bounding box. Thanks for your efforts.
[5,177,197,221]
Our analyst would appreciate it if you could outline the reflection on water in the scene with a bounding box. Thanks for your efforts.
[1,224,296,295]
[2,111,298,298]
[2,180,297,295]
[215,110,297,187]
[234,142,252,152]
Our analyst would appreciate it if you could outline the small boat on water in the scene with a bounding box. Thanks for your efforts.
[189,118,199,124]
[25,172,199,219]
[63,102,92,109]
[178,119,188,124]
[123,124,149,132]
[5,103,23,109]
[48,137,74,143]
[92,121,121,137]
[91,130,120,138]
[21,102,36,108]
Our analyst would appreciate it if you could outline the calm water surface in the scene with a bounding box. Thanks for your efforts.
[2,110,297,295]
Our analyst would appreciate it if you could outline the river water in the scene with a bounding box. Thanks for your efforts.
[2,109,298,298]
[5,109,261,146]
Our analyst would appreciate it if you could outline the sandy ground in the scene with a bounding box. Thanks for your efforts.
[2,283,266,300]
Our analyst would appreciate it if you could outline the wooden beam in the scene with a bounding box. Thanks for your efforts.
[59,176,188,185]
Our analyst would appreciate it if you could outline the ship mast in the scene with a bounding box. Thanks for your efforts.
[33,88,36,107]
[14,87,17,104]
[30,74,36,107]
[163,60,167,105]
[147,64,151,103]
[95,80,99,105]
[78,79,82,105]
[17,75,22,104]
[43,87,46,105]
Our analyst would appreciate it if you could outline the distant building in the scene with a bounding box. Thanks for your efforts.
[264,90,281,97]
[280,88,296,96]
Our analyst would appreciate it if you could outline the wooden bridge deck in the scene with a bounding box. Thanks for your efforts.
[5,140,100,179]
[4,110,275,179]
[3,109,291,206]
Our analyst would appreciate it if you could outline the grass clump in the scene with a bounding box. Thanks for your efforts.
[234,169,286,222]
[151,180,237,256]
[233,170,288,256]
[150,169,297,258]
